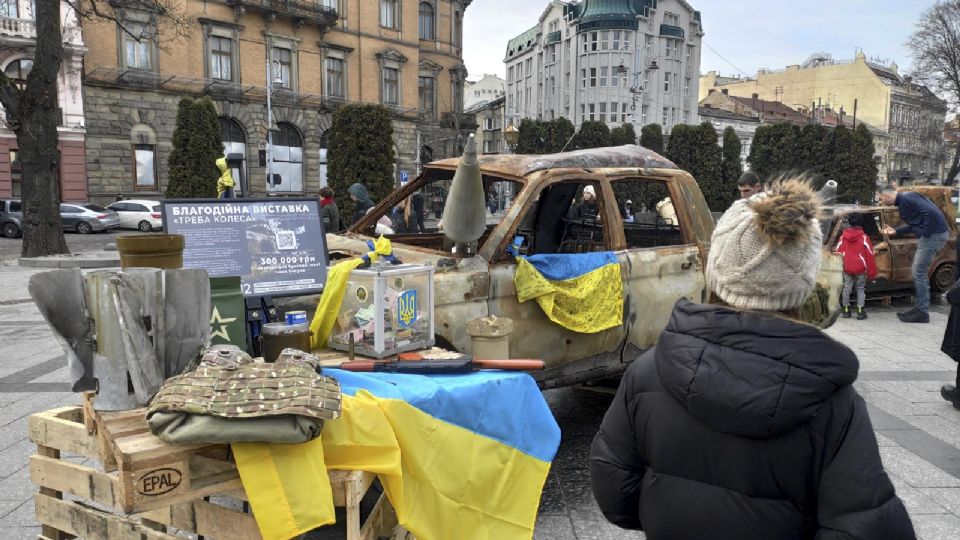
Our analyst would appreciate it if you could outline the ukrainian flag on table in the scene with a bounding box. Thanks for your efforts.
[514,252,623,334]
[233,370,561,540]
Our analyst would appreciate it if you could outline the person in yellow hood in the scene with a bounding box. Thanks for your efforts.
[216,157,235,199]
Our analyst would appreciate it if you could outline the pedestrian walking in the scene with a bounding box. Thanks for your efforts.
[589,178,914,540]
[940,279,960,409]
[319,187,343,233]
[737,170,762,199]
[880,188,949,323]
[347,183,375,225]
[836,213,877,320]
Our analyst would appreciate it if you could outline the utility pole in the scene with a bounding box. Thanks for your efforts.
[265,46,275,191]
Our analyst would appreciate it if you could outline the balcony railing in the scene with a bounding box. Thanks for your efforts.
[660,24,685,39]
[224,0,338,28]
[442,112,479,131]
[0,17,36,39]
[545,31,561,45]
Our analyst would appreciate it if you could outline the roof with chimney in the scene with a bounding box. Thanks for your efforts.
[728,95,809,124]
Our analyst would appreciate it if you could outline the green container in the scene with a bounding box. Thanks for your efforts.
[117,234,185,269]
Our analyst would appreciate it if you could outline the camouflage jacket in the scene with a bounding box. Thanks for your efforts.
[148,345,342,421]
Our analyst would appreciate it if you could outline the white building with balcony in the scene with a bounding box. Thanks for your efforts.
[504,0,703,136]
[0,1,87,201]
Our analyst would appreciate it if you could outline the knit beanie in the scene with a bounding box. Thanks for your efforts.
[706,179,823,311]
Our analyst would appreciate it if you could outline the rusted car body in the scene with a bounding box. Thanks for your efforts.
[327,146,842,388]
[825,187,958,294]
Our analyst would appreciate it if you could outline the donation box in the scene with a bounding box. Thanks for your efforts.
[329,263,435,358]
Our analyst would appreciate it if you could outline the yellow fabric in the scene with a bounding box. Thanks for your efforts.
[234,391,551,540]
[309,237,394,349]
[233,438,335,539]
[514,258,624,333]
[216,157,235,195]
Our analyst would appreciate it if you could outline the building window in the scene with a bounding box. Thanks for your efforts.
[220,117,247,196]
[599,102,607,122]
[665,39,675,60]
[272,47,292,89]
[599,67,607,87]
[210,36,233,81]
[9,149,20,197]
[382,67,400,105]
[673,73,679,93]
[326,57,345,97]
[270,123,304,193]
[419,2,434,40]
[662,106,669,127]
[645,35,654,56]
[664,12,679,26]
[613,31,620,51]
[381,0,398,28]
[419,76,435,119]
[121,22,153,70]
[610,102,618,122]
[664,72,671,92]
[600,31,609,51]
[0,0,16,18]
[623,31,631,51]
[320,0,339,11]
[590,32,598,51]
[4,59,32,89]
[589,103,595,121]
[684,77,690,97]
[686,45,694,64]
[133,144,157,190]
[590,68,596,87]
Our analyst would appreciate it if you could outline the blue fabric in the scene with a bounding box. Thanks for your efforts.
[328,370,561,462]
[520,252,618,281]
[895,192,948,238]
[914,231,948,311]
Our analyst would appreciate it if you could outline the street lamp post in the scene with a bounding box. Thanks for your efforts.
[265,47,283,191]
[504,122,519,154]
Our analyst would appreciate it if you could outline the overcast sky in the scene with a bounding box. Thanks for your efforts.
[463,0,938,80]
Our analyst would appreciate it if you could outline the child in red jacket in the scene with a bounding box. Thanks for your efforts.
[836,213,878,319]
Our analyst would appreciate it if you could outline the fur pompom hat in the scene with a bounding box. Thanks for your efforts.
[706,178,823,311]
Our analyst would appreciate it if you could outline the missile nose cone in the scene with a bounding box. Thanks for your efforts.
[462,134,477,165]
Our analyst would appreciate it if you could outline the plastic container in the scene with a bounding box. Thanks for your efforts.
[117,234,185,269]
[329,263,435,358]
[260,322,312,363]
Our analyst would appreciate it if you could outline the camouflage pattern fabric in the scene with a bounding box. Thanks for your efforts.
[148,345,342,421]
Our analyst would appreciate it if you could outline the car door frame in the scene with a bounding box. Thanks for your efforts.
[483,169,628,387]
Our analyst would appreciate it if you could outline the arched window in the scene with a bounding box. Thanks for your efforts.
[130,124,158,191]
[4,59,32,89]
[418,2,434,40]
[219,117,247,196]
[270,122,304,193]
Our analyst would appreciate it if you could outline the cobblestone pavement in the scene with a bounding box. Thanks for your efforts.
[0,260,958,538]
[0,229,145,262]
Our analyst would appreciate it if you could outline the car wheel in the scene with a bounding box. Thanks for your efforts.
[138,220,153,232]
[933,262,956,293]
[1,222,19,238]
[76,221,93,234]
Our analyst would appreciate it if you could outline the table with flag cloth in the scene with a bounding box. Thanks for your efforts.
[232,369,561,540]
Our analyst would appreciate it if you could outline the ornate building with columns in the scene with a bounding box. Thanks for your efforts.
[81,0,475,203]
[0,1,87,201]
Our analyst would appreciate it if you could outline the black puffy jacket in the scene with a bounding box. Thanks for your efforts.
[590,299,915,540]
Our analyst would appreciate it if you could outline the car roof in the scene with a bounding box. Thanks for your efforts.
[113,199,160,205]
[425,144,678,178]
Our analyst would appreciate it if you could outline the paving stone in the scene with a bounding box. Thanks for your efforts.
[0,440,38,479]
[533,514,577,540]
[912,513,960,540]
[1,527,40,540]
[880,447,960,488]
[0,499,35,527]
[875,432,901,447]
[890,477,951,515]
[569,510,645,540]
[0,498,22,518]
[922,487,960,517]
[0,465,38,502]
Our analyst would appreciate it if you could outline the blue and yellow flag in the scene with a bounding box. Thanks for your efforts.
[514,252,624,334]
[233,370,561,540]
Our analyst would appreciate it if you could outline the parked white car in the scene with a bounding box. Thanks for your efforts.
[106,199,163,232]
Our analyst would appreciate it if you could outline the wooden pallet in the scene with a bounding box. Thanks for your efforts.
[28,405,399,540]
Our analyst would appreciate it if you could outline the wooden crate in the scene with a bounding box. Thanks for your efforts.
[28,405,399,540]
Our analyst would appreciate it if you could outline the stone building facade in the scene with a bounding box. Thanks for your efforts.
[81,0,475,204]
[464,73,504,110]
[504,0,703,135]
[0,2,87,202]
[466,96,505,154]
[699,52,948,184]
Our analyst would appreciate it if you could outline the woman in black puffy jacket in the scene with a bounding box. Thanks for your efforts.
[941,281,960,408]
[589,178,915,540]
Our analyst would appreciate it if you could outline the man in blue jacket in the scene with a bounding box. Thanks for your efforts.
[881,188,949,323]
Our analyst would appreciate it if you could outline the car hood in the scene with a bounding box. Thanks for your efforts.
[326,233,452,266]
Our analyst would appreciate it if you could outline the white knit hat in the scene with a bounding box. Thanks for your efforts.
[706,179,823,311]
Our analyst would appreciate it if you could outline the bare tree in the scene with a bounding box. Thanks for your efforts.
[0,1,183,257]
[908,0,960,184]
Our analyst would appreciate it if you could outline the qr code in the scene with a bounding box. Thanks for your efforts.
[275,230,297,250]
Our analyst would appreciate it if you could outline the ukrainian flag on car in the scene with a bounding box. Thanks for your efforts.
[514,252,624,333]
[233,370,561,540]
